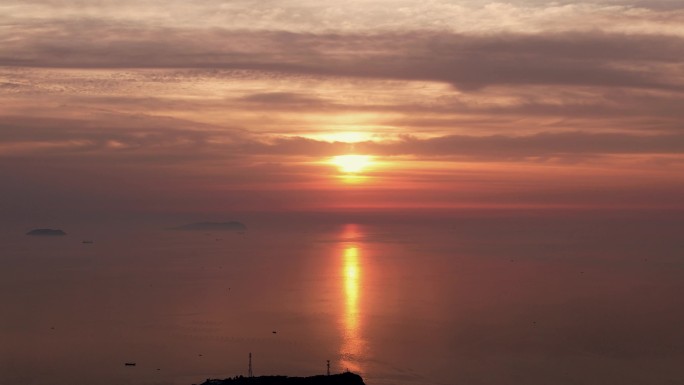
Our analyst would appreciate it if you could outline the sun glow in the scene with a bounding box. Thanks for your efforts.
[331,155,374,173]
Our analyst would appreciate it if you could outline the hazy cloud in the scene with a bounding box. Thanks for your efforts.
[3,1,684,35]
[2,28,683,91]
[2,114,682,161]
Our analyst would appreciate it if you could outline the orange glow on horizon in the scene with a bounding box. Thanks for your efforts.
[337,174,370,184]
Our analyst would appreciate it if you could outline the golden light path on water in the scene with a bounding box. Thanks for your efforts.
[339,224,366,373]
[344,247,360,334]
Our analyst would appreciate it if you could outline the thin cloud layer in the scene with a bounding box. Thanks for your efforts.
[3,29,683,92]
[3,1,684,34]
[2,114,682,160]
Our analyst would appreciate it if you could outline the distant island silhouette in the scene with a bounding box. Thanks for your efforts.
[173,222,247,231]
[197,372,365,385]
[26,228,66,236]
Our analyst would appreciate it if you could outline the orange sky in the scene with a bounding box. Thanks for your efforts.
[1,1,683,219]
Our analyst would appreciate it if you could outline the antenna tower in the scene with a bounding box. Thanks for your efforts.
[248,353,253,377]
[327,360,330,376]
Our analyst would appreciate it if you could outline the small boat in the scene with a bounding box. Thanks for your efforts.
[82,240,94,244]
[124,362,136,366]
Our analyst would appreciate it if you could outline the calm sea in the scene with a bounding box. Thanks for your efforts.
[1,211,683,385]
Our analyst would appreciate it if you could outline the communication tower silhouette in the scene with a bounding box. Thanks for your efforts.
[248,352,253,377]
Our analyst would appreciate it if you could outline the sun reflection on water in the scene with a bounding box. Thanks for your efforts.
[339,225,366,373]
[344,247,360,334]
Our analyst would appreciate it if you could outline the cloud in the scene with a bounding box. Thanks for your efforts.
[239,92,329,107]
[2,113,682,161]
[3,1,684,35]
[361,132,684,159]
[241,132,684,161]
[2,27,683,91]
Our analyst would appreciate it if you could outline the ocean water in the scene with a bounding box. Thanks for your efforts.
[1,211,683,385]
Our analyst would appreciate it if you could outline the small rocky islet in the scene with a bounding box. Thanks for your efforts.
[26,228,66,236]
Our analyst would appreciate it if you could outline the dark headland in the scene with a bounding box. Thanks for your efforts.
[26,228,66,236]
[198,372,365,385]
[173,221,247,231]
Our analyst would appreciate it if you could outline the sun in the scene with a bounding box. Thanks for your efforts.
[331,155,374,173]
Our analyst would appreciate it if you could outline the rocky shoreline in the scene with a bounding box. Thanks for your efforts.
[197,372,365,385]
